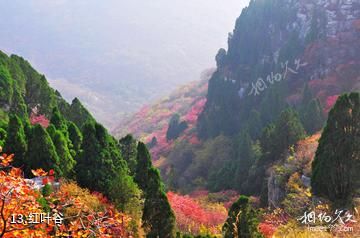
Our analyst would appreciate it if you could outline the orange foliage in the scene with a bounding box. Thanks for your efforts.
[0,150,134,237]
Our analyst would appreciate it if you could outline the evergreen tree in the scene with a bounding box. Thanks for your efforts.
[311,93,360,208]
[302,98,325,134]
[75,122,119,194]
[119,134,138,175]
[135,142,176,238]
[273,108,306,157]
[109,168,142,216]
[67,121,83,155]
[52,130,76,178]
[4,114,27,168]
[147,136,158,149]
[67,98,95,128]
[0,128,6,147]
[142,168,176,238]
[166,114,188,141]
[50,107,67,131]
[135,142,152,190]
[10,88,28,120]
[223,195,263,238]
[0,64,14,105]
[76,122,142,224]
[233,132,255,191]
[247,110,262,139]
[27,124,61,176]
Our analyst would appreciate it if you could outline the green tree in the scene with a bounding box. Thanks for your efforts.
[233,132,256,191]
[223,195,263,238]
[135,142,176,238]
[50,107,67,131]
[75,122,120,194]
[142,168,176,238]
[27,124,61,176]
[311,93,360,208]
[166,114,188,141]
[302,98,325,134]
[67,98,95,128]
[67,121,83,155]
[4,114,27,168]
[10,88,28,120]
[0,64,14,105]
[273,108,306,157]
[109,168,142,217]
[119,134,138,175]
[135,142,153,190]
[52,130,76,178]
[0,128,6,147]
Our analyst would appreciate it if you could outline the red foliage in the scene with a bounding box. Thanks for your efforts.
[30,113,49,128]
[167,191,227,235]
[184,98,207,124]
[258,222,277,238]
[149,125,172,160]
[325,95,339,113]
[114,79,208,161]
[258,209,289,237]
[0,153,133,237]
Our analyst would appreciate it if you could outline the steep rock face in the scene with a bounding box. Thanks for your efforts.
[198,0,360,139]
[267,133,320,208]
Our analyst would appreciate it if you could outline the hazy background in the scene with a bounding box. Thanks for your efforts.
[0,0,249,128]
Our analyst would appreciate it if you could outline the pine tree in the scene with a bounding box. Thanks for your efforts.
[135,142,152,190]
[142,168,176,238]
[135,142,176,238]
[50,107,67,131]
[302,98,325,134]
[76,122,143,225]
[273,108,306,157]
[27,124,61,176]
[109,168,142,217]
[223,195,263,238]
[166,114,188,141]
[52,130,76,178]
[10,88,28,121]
[119,134,138,175]
[75,122,117,194]
[68,98,95,128]
[67,121,83,155]
[234,132,255,191]
[0,128,6,147]
[4,114,27,168]
[311,93,360,208]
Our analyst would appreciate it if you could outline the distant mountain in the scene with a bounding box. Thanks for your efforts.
[113,70,211,163]
[0,0,248,128]
[199,0,360,139]
[118,0,360,201]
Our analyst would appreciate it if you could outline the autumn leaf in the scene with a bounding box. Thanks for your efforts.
[31,168,48,177]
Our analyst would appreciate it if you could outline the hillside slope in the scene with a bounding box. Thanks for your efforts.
[113,71,210,163]
[0,51,177,237]
[117,0,360,194]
